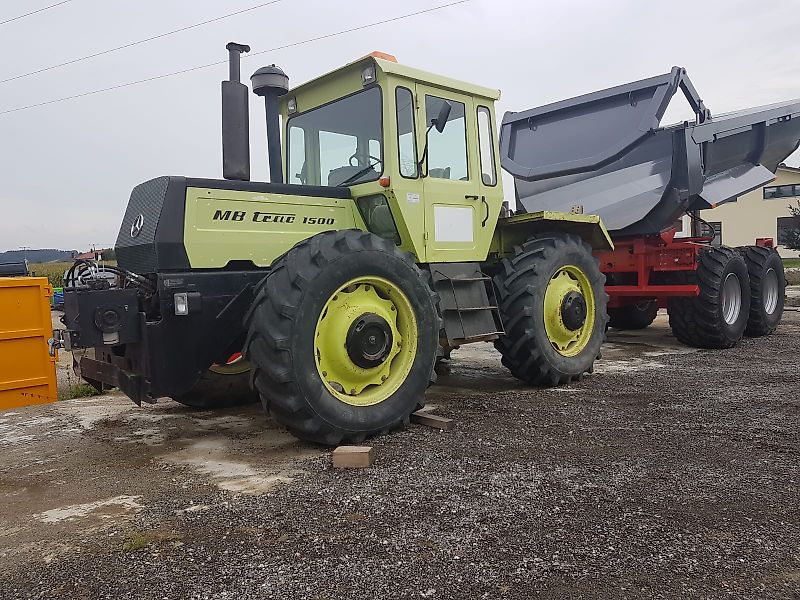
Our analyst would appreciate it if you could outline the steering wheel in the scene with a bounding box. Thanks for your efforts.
[349,152,382,167]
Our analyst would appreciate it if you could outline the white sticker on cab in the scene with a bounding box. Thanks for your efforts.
[406,193,420,204]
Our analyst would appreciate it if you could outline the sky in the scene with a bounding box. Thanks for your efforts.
[1,0,799,251]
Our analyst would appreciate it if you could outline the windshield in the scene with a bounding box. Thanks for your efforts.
[287,87,383,187]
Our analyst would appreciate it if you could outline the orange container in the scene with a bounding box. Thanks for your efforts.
[0,277,57,409]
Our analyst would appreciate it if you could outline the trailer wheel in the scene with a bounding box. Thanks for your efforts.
[172,358,258,409]
[608,300,659,330]
[244,230,440,446]
[493,233,607,386]
[667,246,751,348]
[738,245,785,336]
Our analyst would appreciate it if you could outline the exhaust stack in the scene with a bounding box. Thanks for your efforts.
[251,65,289,184]
[221,42,251,181]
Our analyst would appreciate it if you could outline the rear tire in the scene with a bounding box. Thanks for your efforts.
[737,245,785,337]
[244,230,440,446]
[667,246,750,348]
[172,367,258,409]
[608,300,659,330]
[493,232,607,386]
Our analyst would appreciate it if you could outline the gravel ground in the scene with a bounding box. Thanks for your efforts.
[1,311,799,599]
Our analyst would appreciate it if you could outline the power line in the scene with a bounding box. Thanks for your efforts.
[0,0,285,85]
[0,0,74,27]
[0,0,471,117]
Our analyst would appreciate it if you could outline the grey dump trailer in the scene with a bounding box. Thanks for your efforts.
[500,66,800,347]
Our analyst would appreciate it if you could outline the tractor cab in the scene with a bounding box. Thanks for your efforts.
[278,53,504,263]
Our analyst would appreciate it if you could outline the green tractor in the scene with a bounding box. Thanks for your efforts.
[58,44,611,445]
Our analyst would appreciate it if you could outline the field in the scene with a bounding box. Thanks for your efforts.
[29,261,116,288]
[28,261,73,288]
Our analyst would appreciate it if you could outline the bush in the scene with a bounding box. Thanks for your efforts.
[58,383,103,401]
[785,201,800,251]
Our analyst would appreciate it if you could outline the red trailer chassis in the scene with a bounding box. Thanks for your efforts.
[597,230,705,309]
[596,230,775,309]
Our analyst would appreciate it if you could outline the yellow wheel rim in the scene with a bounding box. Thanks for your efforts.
[543,265,596,357]
[314,276,417,407]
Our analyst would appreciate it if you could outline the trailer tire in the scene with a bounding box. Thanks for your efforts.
[244,230,440,446]
[172,367,258,409]
[667,246,750,348]
[737,245,785,336]
[493,232,607,386]
[608,300,659,330]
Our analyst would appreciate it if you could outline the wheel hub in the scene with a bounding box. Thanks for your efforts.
[560,291,587,330]
[314,277,418,407]
[543,266,596,357]
[763,267,779,315]
[721,272,742,325]
[346,313,394,368]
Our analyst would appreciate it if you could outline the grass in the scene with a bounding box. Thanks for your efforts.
[122,530,181,553]
[58,382,104,401]
[783,258,800,269]
[122,532,151,553]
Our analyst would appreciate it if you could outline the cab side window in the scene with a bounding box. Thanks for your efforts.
[396,87,418,178]
[425,95,468,181]
[477,106,497,186]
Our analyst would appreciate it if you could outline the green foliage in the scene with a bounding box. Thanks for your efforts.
[29,260,118,289]
[121,530,181,553]
[0,249,74,263]
[58,383,103,401]
[785,201,800,251]
[122,532,151,552]
[29,261,72,288]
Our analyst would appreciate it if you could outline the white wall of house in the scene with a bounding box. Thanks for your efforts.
[675,165,800,257]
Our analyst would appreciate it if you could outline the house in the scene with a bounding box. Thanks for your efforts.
[676,164,800,257]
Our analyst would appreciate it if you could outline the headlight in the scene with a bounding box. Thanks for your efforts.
[174,292,189,316]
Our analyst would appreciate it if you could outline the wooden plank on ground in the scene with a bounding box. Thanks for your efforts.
[410,410,454,431]
[332,445,375,468]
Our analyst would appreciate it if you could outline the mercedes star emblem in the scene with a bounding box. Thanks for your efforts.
[130,213,144,238]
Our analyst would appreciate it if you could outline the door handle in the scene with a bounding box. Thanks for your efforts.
[481,196,489,227]
[464,194,479,200]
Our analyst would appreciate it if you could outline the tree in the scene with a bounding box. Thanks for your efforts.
[785,200,800,251]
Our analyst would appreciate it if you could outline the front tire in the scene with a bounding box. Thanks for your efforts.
[172,363,258,409]
[244,230,440,446]
[493,232,608,386]
[667,246,750,348]
[738,245,785,337]
[608,300,659,330]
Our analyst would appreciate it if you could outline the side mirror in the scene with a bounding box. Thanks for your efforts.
[432,101,452,133]
[418,100,453,177]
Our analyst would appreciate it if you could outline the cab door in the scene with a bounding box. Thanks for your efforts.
[416,85,483,262]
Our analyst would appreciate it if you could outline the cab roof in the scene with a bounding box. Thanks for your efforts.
[287,54,501,101]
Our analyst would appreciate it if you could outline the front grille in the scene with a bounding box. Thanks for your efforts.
[115,177,170,274]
